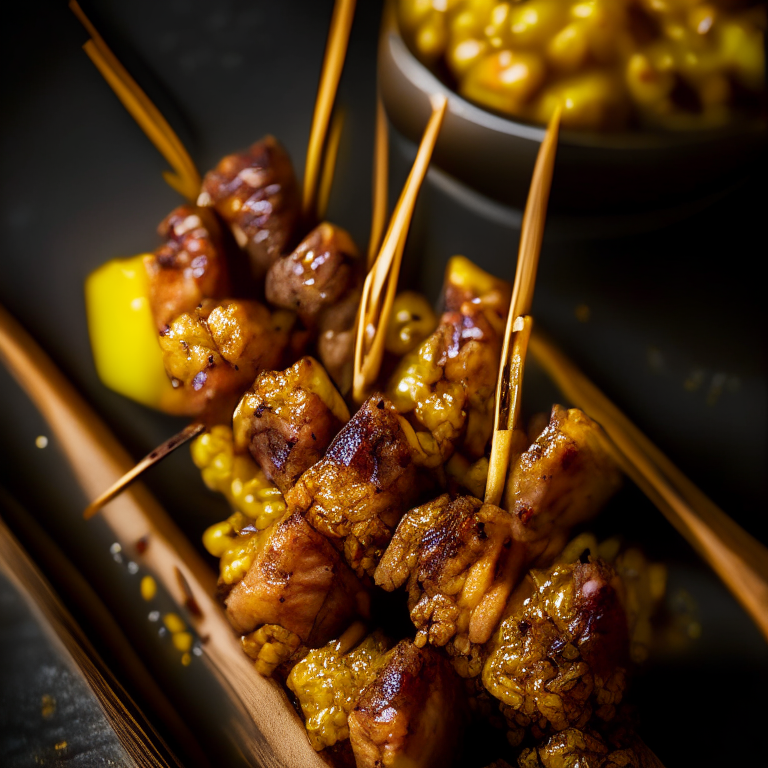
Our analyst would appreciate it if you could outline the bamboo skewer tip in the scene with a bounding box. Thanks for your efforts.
[485,109,561,507]
[83,422,206,520]
[353,95,447,403]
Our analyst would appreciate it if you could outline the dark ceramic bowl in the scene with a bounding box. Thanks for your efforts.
[378,4,767,221]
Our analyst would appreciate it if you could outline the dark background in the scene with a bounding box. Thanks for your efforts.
[1,1,766,766]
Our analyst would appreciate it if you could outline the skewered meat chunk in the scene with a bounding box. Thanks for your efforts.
[287,628,390,751]
[223,509,369,675]
[144,205,229,331]
[198,136,300,278]
[387,256,510,466]
[266,223,363,390]
[266,223,361,329]
[233,357,350,495]
[503,405,623,568]
[375,494,521,666]
[348,639,467,768]
[482,559,630,745]
[158,298,291,421]
[557,533,667,665]
[518,725,665,768]
[286,395,422,578]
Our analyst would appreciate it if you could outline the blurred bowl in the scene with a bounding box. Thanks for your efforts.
[378,3,767,224]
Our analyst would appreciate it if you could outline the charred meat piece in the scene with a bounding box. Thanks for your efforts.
[144,205,229,331]
[482,559,630,745]
[266,223,361,329]
[442,254,511,316]
[233,356,349,495]
[287,395,421,578]
[348,639,467,768]
[375,494,521,670]
[158,298,291,421]
[287,628,390,751]
[504,405,623,568]
[557,533,667,666]
[199,136,300,278]
[387,256,510,466]
[266,223,363,390]
[224,509,370,675]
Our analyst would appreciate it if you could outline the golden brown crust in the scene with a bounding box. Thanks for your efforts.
[287,395,421,578]
[233,357,348,495]
[387,277,509,465]
[348,640,467,768]
[199,135,300,278]
[504,405,623,566]
[375,494,522,669]
[158,298,291,421]
[287,631,390,752]
[144,205,229,331]
[483,559,630,743]
[519,725,666,768]
[266,223,361,329]
[224,509,369,646]
[266,223,363,390]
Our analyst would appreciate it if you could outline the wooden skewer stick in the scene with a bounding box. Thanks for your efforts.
[83,422,206,520]
[70,1,201,202]
[0,303,327,768]
[302,0,357,221]
[485,107,561,508]
[529,328,768,642]
[316,108,345,222]
[352,93,448,403]
[368,91,389,269]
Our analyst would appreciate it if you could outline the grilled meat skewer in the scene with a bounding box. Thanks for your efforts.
[144,205,230,332]
[198,135,301,279]
[375,404,622,677]
[233,356,350,495]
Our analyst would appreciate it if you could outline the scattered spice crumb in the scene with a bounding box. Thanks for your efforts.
[175,566,203,618]
[173,631,194,653]
[140,575,157,601]
[684,368,705,392]
[163,612,186,634]
[136,534,150,554]
[41,694,56,718]
[55,741,67,751]
[647,346,664,372]
[574,303,590,323]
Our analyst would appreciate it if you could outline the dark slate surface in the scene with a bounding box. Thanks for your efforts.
[0,569,133,767]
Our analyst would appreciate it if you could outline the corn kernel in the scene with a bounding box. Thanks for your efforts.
[191,426,287,530]
[172,631,194,653]
[163,612,186,634]
[385,291,438,357]
[202,521,234,558]
[397,0,765,129]
[140,575,157,601]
